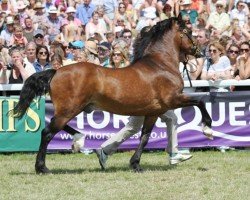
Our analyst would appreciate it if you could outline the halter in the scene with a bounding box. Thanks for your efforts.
[179,28,201,87]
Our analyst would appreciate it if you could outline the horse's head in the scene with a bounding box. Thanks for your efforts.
[174,15,203,59]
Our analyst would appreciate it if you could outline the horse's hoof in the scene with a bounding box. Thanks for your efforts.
[35,166,51,174]
[202,126,213,140]
[130,163,144,173]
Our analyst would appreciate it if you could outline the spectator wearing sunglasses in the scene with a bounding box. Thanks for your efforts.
[33,29,47,46]
[33,45,50,72]
[234,41,250,91]
[201,41,232,91]
[227,43,240,72]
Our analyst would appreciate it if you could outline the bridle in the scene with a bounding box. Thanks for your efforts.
[179,28,201,87]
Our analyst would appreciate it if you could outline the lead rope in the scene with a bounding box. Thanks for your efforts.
[183,55,192,88]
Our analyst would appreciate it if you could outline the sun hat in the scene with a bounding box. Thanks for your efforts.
[16,1,27,10]
[34,2,44,9]
[2,0,8,3]
[98,42,111,50]
[48,6,59,14]
[6,16,14,24]
[70,40,85,49]
[65,6,76,13]
[215,0,225,7]
[85,40,98,55]
[180,0,192,5]
[33,29,44,37]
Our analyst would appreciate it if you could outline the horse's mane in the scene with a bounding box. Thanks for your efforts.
[132,17,178,64]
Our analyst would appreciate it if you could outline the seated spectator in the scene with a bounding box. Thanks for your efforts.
[234,41,250,89]
[9,25,28,48]
[32,1,47,30]
[123,0,136,28]
[139,0,160,26]
[230,0,248,28]
[33,45,50,72]
[114,2,132,30]
[110,46,130,68]
[85,11,106,41]
[0,37,10,65]
[103,0,118,21]
[96,5,112,32]
[200,41,232,91]
[227,43,240,73]
[0,0,14,15]
[160,3,174,20]
[24,41,37,66]
[0,47,35,84]
[15,1,29,28]
[23,16,35,42]
[63,16,81,42]
[106,31,115,46]
[0,16,14,47]
[178,0,198,25]
[231,25,250,46]
[83,40,100,65]
[76,0,96,26]
[50,54,63,70]
[205,1,230,37]
[98,41,112,67]
[33,29,48,47]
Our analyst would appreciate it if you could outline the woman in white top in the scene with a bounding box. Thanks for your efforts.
[201,41,232,91]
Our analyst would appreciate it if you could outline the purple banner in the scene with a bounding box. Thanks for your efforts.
[47,92,250,150]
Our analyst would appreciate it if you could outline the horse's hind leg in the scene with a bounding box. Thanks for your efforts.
[130,116,158,172]
[35,116,69,174]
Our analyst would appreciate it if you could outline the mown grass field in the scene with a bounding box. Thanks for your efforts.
[0,150,249,200]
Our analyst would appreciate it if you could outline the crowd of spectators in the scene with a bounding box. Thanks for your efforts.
[0,0,249,91]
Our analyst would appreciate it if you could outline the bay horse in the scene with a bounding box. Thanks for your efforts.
[12,16,213,173]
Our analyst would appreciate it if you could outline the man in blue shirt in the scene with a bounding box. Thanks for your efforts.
[76,0,96,26]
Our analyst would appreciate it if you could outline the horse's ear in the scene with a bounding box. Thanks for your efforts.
[177,13,183,23]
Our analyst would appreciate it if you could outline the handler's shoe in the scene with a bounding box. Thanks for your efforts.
[95,149,108,170]
[169,153,193,165]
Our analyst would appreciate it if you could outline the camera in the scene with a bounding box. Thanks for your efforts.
[6,63,14,70]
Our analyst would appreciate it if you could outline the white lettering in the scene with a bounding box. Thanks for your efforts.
[87,111,110,129]
[229,102,246,126]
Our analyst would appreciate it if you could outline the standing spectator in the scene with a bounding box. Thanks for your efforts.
[76,0,96,27]
[0,47,35,83]
[24,41,37,66]
[9,25,28,47]
[33,45,50,72]
[45,6,63,42]
[0,16,14,47]
[32,1,47,30]
[23,17,35,42]
[103,0,118,20]
[200,41,232,91]
[98,41,111,67]
[205,1,231,37]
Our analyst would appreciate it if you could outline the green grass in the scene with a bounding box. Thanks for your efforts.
[0,150,249,200]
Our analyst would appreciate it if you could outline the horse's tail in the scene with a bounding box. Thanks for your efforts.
[11,69,56,118]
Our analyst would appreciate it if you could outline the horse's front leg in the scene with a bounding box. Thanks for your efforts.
[179,93,213,139]
[130,116,158,173]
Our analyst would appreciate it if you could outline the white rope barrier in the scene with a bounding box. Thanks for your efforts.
[0,79,250,91]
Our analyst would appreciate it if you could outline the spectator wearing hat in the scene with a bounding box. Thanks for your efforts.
[76,0,96,27]
[205,1,230,37]
[65,6,82,26]
[65,40,84,63]
[33,45,50,72]
[15,0,29,28]
[98,41,112,67]
[32,1,47,30]
[23,16,35,42]
[64,16,81,43]
[45,6,63,42]
[0,47,36,84]
[0,16,14,47]
[33,29,48,46]
[9,24,28,47]
[176,0,198,25]
[83,40,100,65]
